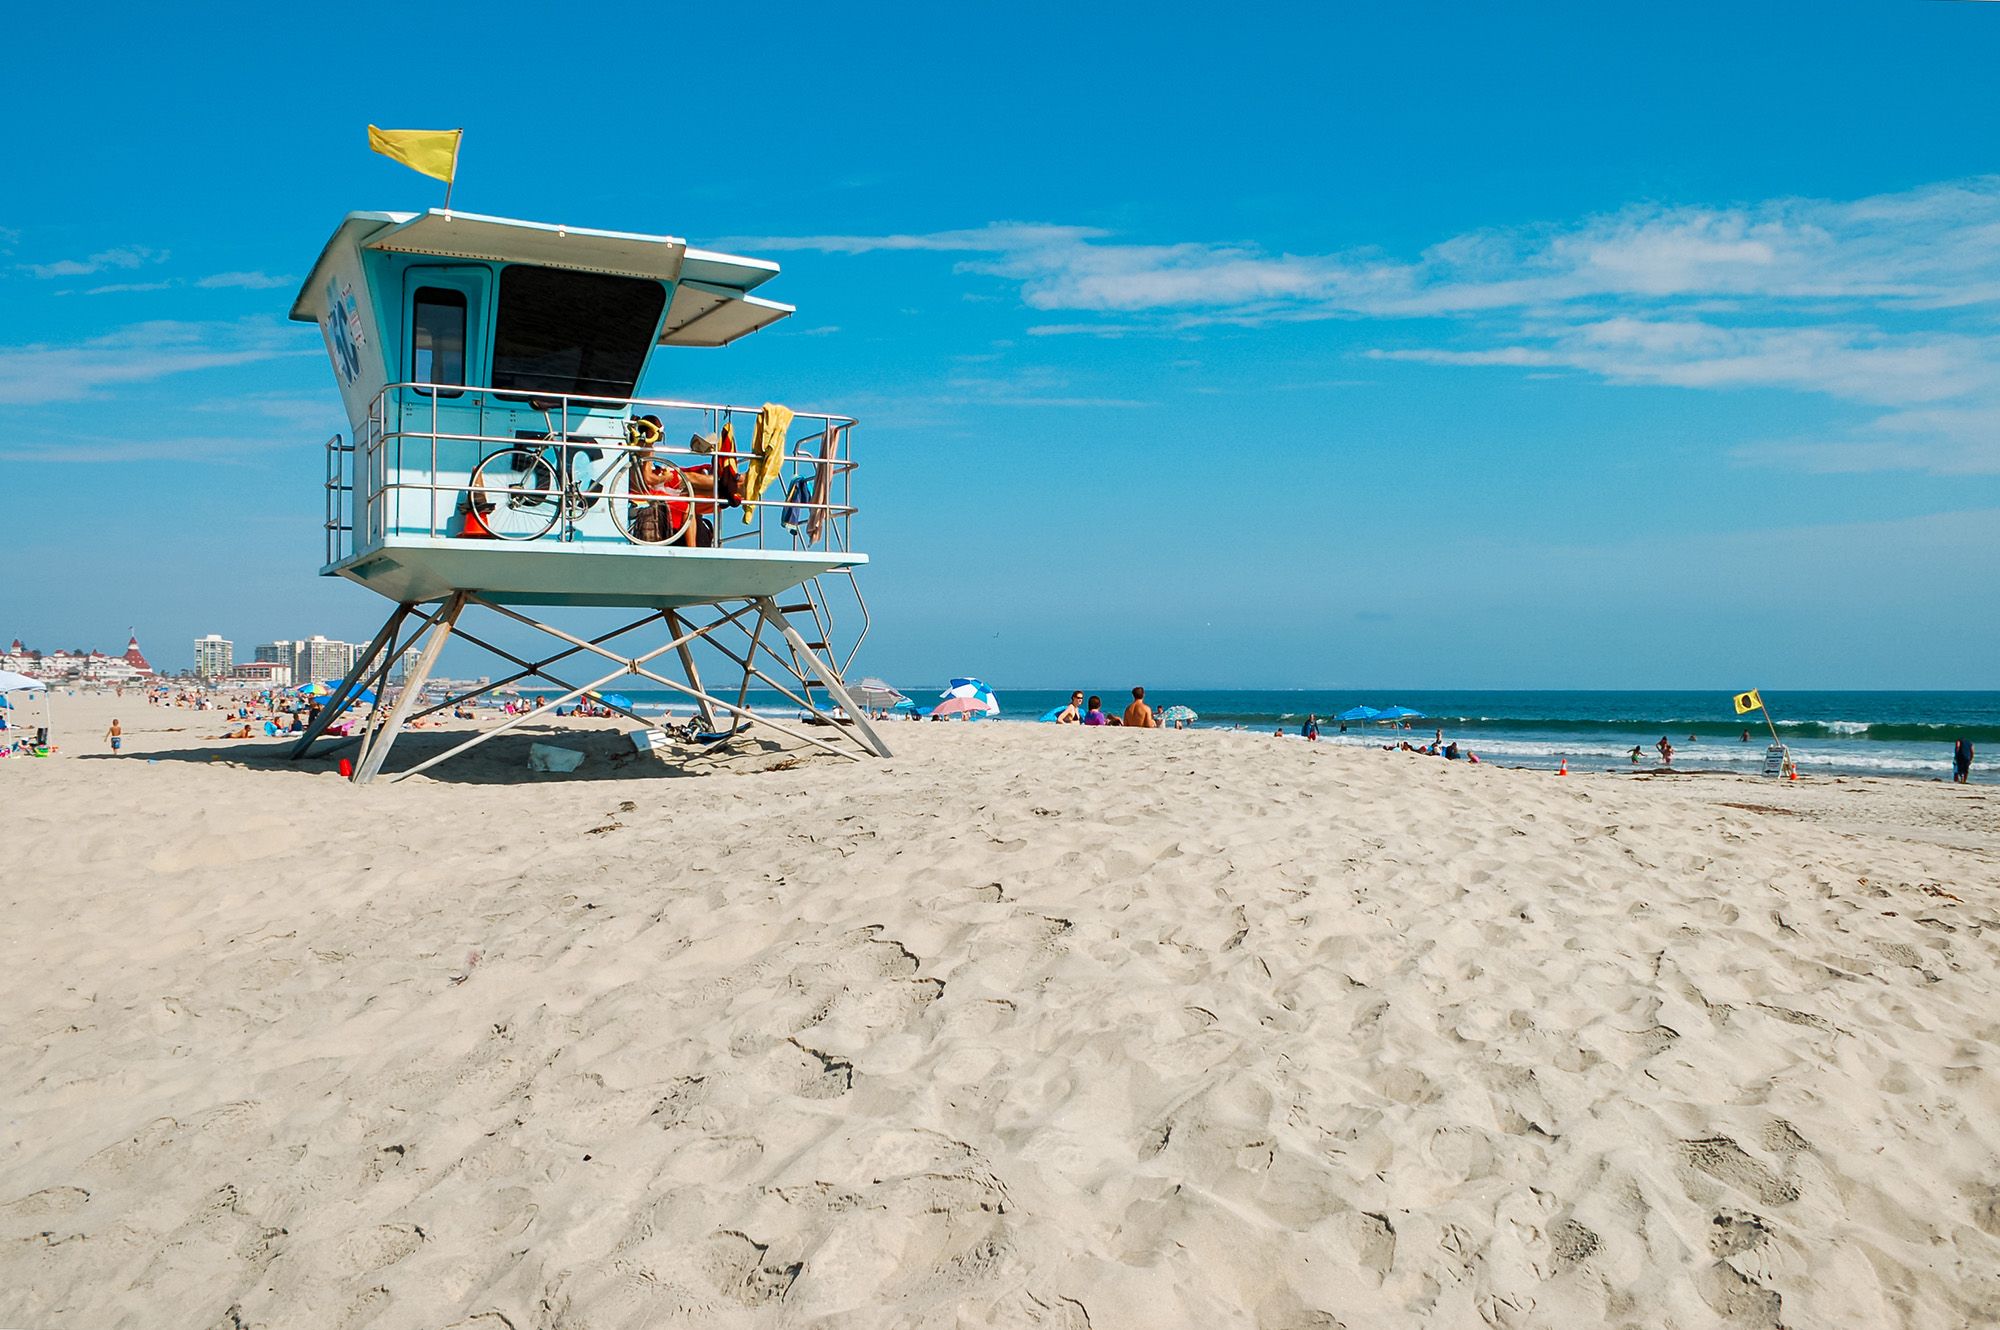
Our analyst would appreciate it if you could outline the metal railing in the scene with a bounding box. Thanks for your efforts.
[322,383,860,567]
[324,432,353,568]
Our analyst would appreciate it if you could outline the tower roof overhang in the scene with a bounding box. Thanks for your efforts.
[290,210,792,343]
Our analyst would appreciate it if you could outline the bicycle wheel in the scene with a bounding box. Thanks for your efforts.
[467,448,562,541]
[607,459,694,546]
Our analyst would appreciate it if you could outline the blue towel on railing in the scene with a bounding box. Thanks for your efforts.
[781,476,815,535]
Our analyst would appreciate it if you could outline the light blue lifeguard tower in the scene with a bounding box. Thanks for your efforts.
[285,208,889,781]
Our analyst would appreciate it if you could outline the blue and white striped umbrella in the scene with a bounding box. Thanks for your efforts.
[939,677,1000,713]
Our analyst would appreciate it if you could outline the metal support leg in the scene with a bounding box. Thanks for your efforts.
[666,609,719,731]
[289,603,410,759]
[352,593,466,784]
[755,597,892,758]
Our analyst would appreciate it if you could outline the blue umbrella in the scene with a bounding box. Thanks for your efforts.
[600,692,634,711]
[1375,705,1424,721]
[1336,705,1380,722]
[890,697,920,713]
[1038,706,1067,723]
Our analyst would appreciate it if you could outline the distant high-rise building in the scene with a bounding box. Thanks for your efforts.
[255,640,297,668]
[193,634,233,679]
[294,635,354,685]
[389,645,424,683]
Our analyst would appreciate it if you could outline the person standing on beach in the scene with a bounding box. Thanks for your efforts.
[1954,737,1975,783]
[1123,687,1158,728]
[105,719,123,755]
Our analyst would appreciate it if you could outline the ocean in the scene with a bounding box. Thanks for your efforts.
[603,688,1995,783]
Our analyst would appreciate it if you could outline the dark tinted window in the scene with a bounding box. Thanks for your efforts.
[491,265,665,399]
[411,287,467,394]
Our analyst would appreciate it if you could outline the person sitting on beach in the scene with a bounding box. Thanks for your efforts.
[1444,741,1461,759]
[1083,696,1109,726]
[1057,691,1083,724]
[628,416,746,547]
[1656,736,1674,765]
[1123,687,1157,729]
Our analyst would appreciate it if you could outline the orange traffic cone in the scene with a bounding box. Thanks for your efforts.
[1557,759,1568,776]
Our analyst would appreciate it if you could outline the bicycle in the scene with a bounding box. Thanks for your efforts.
[464,405,694,544]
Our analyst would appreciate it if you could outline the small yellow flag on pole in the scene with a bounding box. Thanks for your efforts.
[367,125,462,196]
[1733,689,1764,716]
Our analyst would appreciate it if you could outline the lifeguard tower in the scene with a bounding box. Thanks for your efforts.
[285,209,889,782]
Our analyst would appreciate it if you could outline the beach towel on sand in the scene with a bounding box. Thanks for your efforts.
[741,402,793,522]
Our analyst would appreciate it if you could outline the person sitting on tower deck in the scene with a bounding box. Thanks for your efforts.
[629,416,746,547]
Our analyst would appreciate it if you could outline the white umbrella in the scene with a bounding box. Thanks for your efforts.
[853,677,906,709]
[0,670,52,747]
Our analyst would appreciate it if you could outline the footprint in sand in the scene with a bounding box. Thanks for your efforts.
[1678,1136,1800,1205]
[697,1229,801,1306]
[766,1039,853,1099]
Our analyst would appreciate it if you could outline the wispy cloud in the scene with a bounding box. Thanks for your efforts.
[1370,320,1991,405]
[82,280,178,296]
[752,177,2000,472]
[0,319,309,404]
[723,223,1109,255]
[23,246,167,279]
[196,271,295,290]
[1735,404,2000,476]
[0,434,277,465]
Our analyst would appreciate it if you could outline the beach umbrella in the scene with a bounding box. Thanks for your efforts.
[1038,705,1068,722]
[889,697,920,714]
[600,692,634,711]
[931,696,993,719]
[0,670,53,742]
[1335,705,1380,722]
[853,677,907,706]
[1160,705,1198,723]
[1374,705,1424,721]
[938,677,999,714]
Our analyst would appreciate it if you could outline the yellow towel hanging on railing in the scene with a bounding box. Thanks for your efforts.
[741,402,793,522]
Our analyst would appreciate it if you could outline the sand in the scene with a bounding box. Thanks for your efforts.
[3,693,1998,1329]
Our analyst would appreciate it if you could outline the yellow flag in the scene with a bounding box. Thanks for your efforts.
[367,126,460,183]
[1733,689,1764,715]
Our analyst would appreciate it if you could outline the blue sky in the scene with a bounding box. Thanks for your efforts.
[3,2,1998,688]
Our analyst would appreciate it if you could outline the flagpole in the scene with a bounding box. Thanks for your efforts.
[443,129,461,215]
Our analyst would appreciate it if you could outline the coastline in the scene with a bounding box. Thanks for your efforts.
[4,693,1997,1326]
